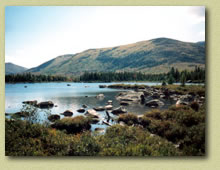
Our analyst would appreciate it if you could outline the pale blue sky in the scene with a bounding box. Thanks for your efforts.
[5,6,205,68]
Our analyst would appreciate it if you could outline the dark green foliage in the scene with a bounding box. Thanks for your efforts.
[6,119,181,156]
[167,75,175,84]
[118,113,139,126]
[67,132,100,156]
[162,81,167,86]
[5,66,205,83]
[97,125,181,156]
[79,71,167,82]
[5,119,71,156]
[142,105,205,155]
[51,116,91,134]
[5,72,71,83]
[190,101,200,111]
[180,73,186,86]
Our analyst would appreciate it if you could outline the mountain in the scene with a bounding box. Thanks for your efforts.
[196,41,205,47]
[5,62,28,74]
[27,38,205,74]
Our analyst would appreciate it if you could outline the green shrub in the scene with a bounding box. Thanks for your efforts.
[5,119,70,156]
[97,125,181,156]
[141,104,205,155]
[51,116,91,134]
[67,132,100,156]
[144,109,162,120]
[118,113,138,126]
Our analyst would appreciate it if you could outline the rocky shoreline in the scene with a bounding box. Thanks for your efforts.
[6,84,205,134]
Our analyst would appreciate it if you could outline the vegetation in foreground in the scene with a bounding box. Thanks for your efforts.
[5,104,205,156]
[5,84,205,156]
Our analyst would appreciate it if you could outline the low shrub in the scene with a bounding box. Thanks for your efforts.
[118,113,138,126]
[144,109,162,120]
[51,116,91,134]
[97,125,181,156]
[141,104,205,155]
[5,119,71,156]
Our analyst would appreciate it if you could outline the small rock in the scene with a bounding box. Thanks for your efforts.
[105,105,113,110]
[37,101,54,109]
[107,100,113,105]
[90,118,100,124]
[94,128,105,133]
[77,108,85,113]
[99,85,107,88]
[145,99,164,107]
[94,106,105,111]
[85,109,100,118]
[22,100,37,106]
[96,94,105,98]
[176,99,188,107]
[120,101,129,106]
[112,107,127,115]
[82,104,88,108]
[61,110,73,117]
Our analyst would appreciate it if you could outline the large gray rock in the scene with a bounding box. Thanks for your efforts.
[85,109,100,118]
[37,101,54,109]
[94,106,105,111]
[145,99,164,107]
[116,91,144,102]
[112,107,127,115]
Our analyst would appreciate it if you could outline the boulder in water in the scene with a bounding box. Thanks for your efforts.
[112,107,127,115]
[145,99,164,107]
[77,108,85,113]
[37,101,54,109]
[61,110,73,117]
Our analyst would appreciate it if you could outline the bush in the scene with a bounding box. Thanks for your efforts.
[5,119,71,156]
[144,109,162,120]
[190,101,200,111]
[67,132,100,156]
[118,113,138,126]
[141,104,205,155]
[51,116,91,134]
[97,125,181,156]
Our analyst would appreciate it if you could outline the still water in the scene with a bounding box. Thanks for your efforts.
[6,82,175,130]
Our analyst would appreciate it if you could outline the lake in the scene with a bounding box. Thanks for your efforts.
[5,82,178,130]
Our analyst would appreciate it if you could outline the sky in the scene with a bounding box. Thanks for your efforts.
[5,6,205,68]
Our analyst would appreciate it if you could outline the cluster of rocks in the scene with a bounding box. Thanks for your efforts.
[22,100,54,109]
[114,86,205,108]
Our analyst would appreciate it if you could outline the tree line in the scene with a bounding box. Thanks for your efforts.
[79,67,205,83]
[5,73,70,83]
[5,67,205,83]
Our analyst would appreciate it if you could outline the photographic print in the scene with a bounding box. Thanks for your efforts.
[5,6,205,156]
